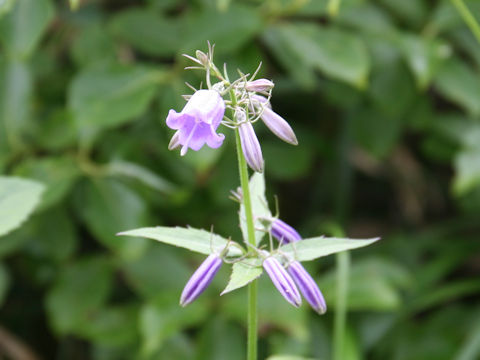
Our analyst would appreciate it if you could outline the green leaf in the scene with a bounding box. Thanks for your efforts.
[239,172,271,245]
[0,0,54,58]
[108,9,180,57]
[0,176,44,237]
[71,23,116,67]
[32,109,77,151]
[45,256,114,334]
[24,207,77,262]
[75,179,149,260]
[319,258,411,311]
[139,296,208,356]
[118,226,243,257]
[107,160,174,194]
[13,156,80,210]
[266,24,370,88]
[221,260,262,295]
[279,237,380,262]
[68,62,162,141]
[122,244,191,299]
[75,305,139,346]
[0,59,32,151]
[453,149,480,195]
[434,58,480,116]
[180,4,262,54]
[397,33,448,89]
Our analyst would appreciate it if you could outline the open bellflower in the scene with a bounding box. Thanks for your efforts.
[271,218,302,244]
[263,256,302,307]
[288,261,327,314]
[251,95,297,145]
[180,254,222,306]
[238,121,264,173]
[166,89,226,156]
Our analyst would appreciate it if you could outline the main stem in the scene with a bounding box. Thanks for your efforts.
[235,128,258,360]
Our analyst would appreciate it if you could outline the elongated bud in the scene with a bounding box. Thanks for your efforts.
[238,121,264,173]
[245,79,274,92]
[195,50,209,67]
[180,254,222,306]
[263,256,302,307]
[271,219,302,244]
[261,107,298,145]
[288,261,327,314]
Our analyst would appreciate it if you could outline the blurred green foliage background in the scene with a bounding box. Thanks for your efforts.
[0,0,479,359]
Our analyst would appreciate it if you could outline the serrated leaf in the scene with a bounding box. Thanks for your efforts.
[118,226,243,257]
[239,172,271,245]
[279,237,380,262]
[0,176,44,237]
[221,261,262,295]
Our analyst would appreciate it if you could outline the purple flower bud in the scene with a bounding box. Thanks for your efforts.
[238,121,264,173]
[271,219,302,244]
[288,261,327,314]
[249,95,297,145]
[180,254,222,307]
[166,90,226,156]
[245,79,274,92]
[260,107,298,145]
[263,256,302,307]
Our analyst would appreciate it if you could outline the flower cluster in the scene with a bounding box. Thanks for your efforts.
[165,45,298,173]
[179,218,326,315]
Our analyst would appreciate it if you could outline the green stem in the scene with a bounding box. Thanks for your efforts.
[234,115,258,360]
[450,0,480,45]
[333,251,350,360]
[332,114,353,360]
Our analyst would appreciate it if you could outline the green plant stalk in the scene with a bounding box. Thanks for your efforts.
[235,129,258,360]
[450,0,480,45]
[332,114,353,360]
[333,251,350,360]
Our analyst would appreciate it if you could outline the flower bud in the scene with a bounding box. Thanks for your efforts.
[288,261,327,314]
[271,219,302,244]
[263,256,302,307]
[180,254,222,306]
[245,79,274,92]
[238,122,264,173]
[260,107,298,145]
[195,50,209,67]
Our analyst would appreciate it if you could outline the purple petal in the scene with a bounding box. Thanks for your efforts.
[288,261,326,314]
[263,256,301,307]
[180,254,222,306]
[271,219,302,244]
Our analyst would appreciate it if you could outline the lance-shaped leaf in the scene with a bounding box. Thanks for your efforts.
[239,172,271,245]
[0,177,44,237]
[118,227,243,257]
[221,260,263,295]
[279,237,380,262]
